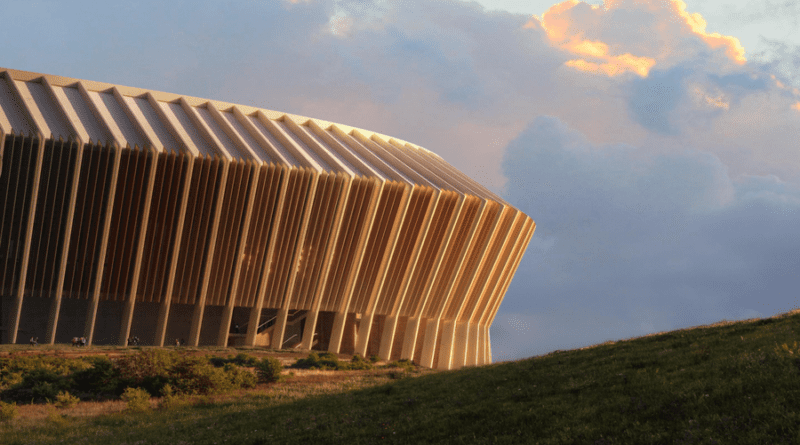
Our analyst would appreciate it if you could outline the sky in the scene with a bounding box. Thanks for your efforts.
[2,0,799,362]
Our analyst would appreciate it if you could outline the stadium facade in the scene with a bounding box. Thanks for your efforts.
[0,67,534,370]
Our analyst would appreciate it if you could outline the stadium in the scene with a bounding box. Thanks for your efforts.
[0,67,534,370]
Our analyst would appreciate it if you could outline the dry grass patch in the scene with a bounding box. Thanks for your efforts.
[12,399,129,424]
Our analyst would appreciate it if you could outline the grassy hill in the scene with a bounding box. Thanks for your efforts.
[3,311,800,444]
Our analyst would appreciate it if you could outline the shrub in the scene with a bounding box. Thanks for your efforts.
[385,359,415,372]
[72,356,120,398]
[31,379,60,402]
[121,387,151,412]
[291,352,319,369]
[0,370,23,391]
[209,353,259,368]
[1,368,73,403]
[231,353,259,367]
[348,354,374,370]
[169,356,235,395]
[158,384,187,410]
[0,355,90,391]
[255,357,283,383]
[225,364,257,389]
[1,351,260,407]
[115,350,175,395]
[291,352,343,370]
[0,400,17,422]
[54,391,80,409]
[114,351,257,396]
[290,352,379,370]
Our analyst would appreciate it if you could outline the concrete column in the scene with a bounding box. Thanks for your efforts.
[300,308,320,350]
[301,176,352,352]
[486,326,492,364]
[328,311,347,353]
[188,300,205,347]
[419,318,440,369]
[46,138,84,344]
[270,307,289,349]
[245,305,263,347]
[354,311,375,357]
[436,319,458,370]
[119,150,159,345]
[216,304,236,347]
[188,162,230,346]
[246,166,290,347]
[400,316,422,360]
[78,85,125,345]
[326,180,385,354]
[466,322,480,367]
[451,321,471,369]
[8,136,46,344]
[378,314,399,359]
[217,164,260,347]
[476,324,487,365]
[154,155,195,346]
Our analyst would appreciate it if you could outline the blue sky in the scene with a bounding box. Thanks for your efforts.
[2,0,799,362]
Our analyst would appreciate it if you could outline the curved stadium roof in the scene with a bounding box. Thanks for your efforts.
[0,67,534,370]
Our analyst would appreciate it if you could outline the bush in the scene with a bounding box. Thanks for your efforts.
[72,356,120,398]
[170,356,249,394]
[1,368,73,403]
[54,391,80,409]
[121,387,151,412]
[169,355,235,395]
[1,351,260,406]
[348,354,374,370]
[290,352,379,370]
[291,352,343,370]
[158,384,187,410]
[0,355,90,391]
[235,353,260,367]
[255,357,283,383]
[0,401,17,422]
[115,350,175,395]
[385,359,416,372]
[225,364,257,389]
[209,352,259,368]
[115,350,254,396]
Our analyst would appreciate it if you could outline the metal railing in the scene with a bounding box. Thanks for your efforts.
[281,334,299,348]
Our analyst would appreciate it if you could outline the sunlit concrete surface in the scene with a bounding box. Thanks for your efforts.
[0,68,534,370]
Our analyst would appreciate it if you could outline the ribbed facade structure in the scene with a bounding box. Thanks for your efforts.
[0,67,534,370]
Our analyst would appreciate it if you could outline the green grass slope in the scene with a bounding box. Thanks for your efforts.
[4,312,800,444]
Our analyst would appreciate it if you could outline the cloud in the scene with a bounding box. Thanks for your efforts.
[753,40,800,90]
[497,115,800,359]
[536,1,656,77]
[627,66,689,134]
[534,0,745,79]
